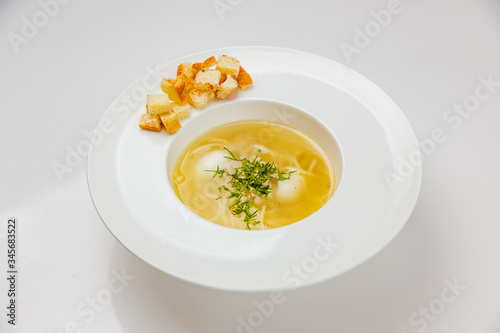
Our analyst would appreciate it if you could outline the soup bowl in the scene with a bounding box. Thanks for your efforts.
[166,99,345,225]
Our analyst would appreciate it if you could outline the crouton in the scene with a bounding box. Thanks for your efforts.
[192,56,216,77]
[191,67,200,79]
[192,62,203,71]
[195,69,221,91]
[220,74,228,84]
[160,113,181,134]
[171,103,191,120]
[146,94,172,114]
[179,74,196,102]
[141,55,251,134]
[161,78,184,104]
[203,56,216,68]
[187,89,214,108]
[216,75,238,99]
[177,62,194,79]
[139,113,162,131]
[236,66,253,90]
[216,55,240,76]
[193,56,216,71]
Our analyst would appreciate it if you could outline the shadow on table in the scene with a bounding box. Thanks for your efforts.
[108,205,438,333]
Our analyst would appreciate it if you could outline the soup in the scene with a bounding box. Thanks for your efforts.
[172,120,335,229]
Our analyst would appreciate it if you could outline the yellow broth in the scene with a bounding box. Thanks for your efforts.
[172,120,335,229]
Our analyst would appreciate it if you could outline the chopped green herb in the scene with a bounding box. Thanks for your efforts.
[206,147,296,229]
[205,165,225,178]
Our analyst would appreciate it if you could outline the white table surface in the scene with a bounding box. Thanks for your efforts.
[1,0,500,332]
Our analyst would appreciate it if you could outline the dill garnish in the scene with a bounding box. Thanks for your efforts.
[205,147,296,229]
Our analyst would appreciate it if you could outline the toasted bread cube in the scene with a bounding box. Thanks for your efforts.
[236,66,253,90]
[139,113,162,132]
[216,55,240,76]
[146,94,172,115]
[187,89,214,109]
[179,74,196,102]
[193,56,216,71]
[195,69,221,91]
[192,62,203,72]
[216,75,238,99]
[202,56,216,68]
[220,73,228,84]
[161,78,184,104]
[171,103,191,120]
[160,113,181,134]
[191,67,200,81]
[177,62,194,79]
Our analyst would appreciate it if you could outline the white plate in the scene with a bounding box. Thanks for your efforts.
[87,46,421,292]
